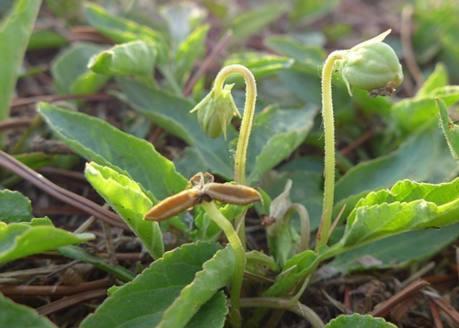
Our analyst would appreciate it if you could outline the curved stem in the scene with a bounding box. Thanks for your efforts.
[213,64,257,247]
[213,64,257,185]
[201,201,246,328]
[316,51,345,250]
[240,297,324,328]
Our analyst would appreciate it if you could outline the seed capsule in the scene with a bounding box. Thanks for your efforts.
[144,188,202,221]
[190,84,240,139]
[339,30,403,96]
[203,183,261,205]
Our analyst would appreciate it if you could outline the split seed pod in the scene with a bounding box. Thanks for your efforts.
[144,172,261,222]
[144,188,202,221]
[203,183,261,205]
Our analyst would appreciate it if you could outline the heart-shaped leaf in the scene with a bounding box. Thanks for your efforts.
[117,79,235,179]
[326,225,459,274]
[0,0,41,120]
[81,242,232,328]
[0,190,31,223]
[39,102,187,200]
[88,40,157,78]
[175,25,209,85]
[247,105,318,183]
[83,3,166,62]
[324,314,396,328]
[438,98,459,159]
[84,162,164,258]
[0,293,55,328]
[342,178,459,247]
[0,219,93,264]
[51,43,109,94]
[335,125,457,203]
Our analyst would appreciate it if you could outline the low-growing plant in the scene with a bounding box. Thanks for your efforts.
[2,2,459,328]
[38,31,459,328]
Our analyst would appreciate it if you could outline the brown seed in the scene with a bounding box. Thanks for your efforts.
[144,188,202,221]
[203,183,261,205]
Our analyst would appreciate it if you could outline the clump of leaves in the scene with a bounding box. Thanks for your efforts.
[2,2,459,328]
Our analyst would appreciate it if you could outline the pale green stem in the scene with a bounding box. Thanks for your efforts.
[201,201,246,328]
[316,51,345,250]
[213,64,257,247]
[213,64,257,184]
[240,297,324,328]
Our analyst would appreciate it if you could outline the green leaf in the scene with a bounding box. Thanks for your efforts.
[290,0,339,23]
[80,242,231,328]
[265,34,325,68]
[158,246,233,328]
[28,29,67,50]
[38,102,187,200]
[51,43,109,94]
[324,314,396,328]
[438,98,459,159]
[342,178,459,247]
[264,250,318,297]
[83,3,166,61]
[392,66,459,132]
[0,293,55,328]
[327,225,459,274]
[175,24,209,84]
[416,63,448,98]
[230,4,286,41]
[88,40,157,78]
[261,156,323,230]
[184,292,227,328]
[84,162,164,258]
[0,0,41,120]
[335,125,457,202]
[59,245,134,282]
[0,190,31,223]
[392,91,459,132]
[159,2,206,46]
[0,219,93,264]
[247,105,318,183]
[224,52,293,80]
[117,79,235,179]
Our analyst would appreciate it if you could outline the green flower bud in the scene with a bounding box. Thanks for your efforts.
[340,30,403,96]
[190,84,240,138]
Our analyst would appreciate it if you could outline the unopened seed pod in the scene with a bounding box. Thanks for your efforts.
[340,30,403,95]
[144,188,202,221]
[203,183,261,205]
[190,84,240,139]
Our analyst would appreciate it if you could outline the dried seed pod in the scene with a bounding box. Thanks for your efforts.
[144,188,202,221]
[203,183,261,205]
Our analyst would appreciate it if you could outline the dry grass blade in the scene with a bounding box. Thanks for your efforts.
[0,278,111,296]
[11,93,111,109]
[370,279,430,317]
[423,289,459,325]
[37,288,107,316]
[0,151,126,229]
[184,31,232,96]
[0,117,33,131]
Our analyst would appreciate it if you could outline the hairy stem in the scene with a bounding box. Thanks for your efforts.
[316,51,345,250]
[201,201,246,328]
[213,64,257,246]
[213,64,257,184]
[240,297,324,328]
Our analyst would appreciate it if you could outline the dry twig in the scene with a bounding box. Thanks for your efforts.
[0,151,126,229]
